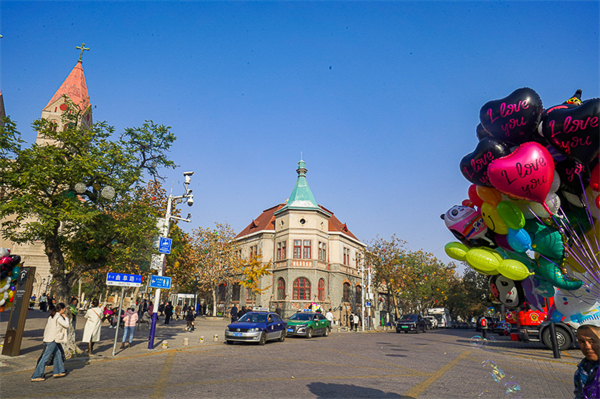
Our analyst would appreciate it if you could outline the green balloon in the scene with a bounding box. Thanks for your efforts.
[11,266,20,280]
[496,201,525,230]
[444,242,469,261]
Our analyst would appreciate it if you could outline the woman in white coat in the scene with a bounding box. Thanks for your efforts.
[82,299,103,355]
[31,303,69,381]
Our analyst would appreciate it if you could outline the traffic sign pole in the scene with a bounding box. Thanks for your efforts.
[112,287,125,356]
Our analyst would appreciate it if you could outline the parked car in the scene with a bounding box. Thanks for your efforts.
[494,321,513,336]
[224,311,287,345]
[424,316,438,329]
[286,312,331,338]
[396,314,427,333]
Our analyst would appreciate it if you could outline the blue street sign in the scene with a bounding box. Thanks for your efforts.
[366,302,371,308]
[158,237,172,254]
[106,272,142,287]
[149,275,172,290]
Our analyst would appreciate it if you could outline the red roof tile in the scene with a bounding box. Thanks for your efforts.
[44,62,90,111]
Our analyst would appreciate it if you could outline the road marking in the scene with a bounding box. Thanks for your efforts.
[405,350,471,398]
[150,351,175,399]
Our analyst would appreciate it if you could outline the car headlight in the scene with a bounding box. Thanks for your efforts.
[226,327,230,331]
[250,327,260,332]
[297,324,306,328]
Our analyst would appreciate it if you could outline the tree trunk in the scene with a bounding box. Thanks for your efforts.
[62,311,85,358]
[391,288,400,319]
[212,288,217,317]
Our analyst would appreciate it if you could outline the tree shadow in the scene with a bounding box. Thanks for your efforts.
[307,382,412,398]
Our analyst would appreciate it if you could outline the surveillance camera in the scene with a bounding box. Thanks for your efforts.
[187,195,194,207]
[183,171,194,177]
[183,171,194,184]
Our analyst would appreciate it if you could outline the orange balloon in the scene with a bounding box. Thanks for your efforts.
[476,186,503,207]
[0,307,4,313]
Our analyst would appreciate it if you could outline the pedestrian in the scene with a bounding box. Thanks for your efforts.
[182,303,188,314]
[39,293,48,312]
[103,305,113,323]
[148,301,154,316]
[30,302,69,381]
[353,312,360,331]
[479,316,489,339]
[164,301,173,325]
[82,299,103,355]
[349,313,354,331]
[574,320,599,399]
[142,299,148,313]
[120,306,138,349]
[237,305,244,319]
[326,308,334,326]
[158,302,165,316]
[69,298,79,329]
[230,304,239,322]
[175,304,182,320]
[30,294,37,310]
[48,296,56,312]
[186,308,196,331]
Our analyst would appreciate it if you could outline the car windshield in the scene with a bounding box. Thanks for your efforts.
[237,313,267,323]
[289,313,312,321]
[400,315,418,321]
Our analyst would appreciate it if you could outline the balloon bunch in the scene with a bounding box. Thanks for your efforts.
[0,248,22,312]
[443,87,599,327]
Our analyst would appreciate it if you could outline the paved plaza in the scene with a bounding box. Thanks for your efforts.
[0,311,583,398]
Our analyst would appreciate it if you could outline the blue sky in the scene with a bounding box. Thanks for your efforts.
[1,1,599,268]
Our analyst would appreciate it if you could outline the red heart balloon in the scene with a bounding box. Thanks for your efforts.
[487,142,555,204]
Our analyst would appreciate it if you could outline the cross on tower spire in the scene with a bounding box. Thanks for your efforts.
[76,43,89,62]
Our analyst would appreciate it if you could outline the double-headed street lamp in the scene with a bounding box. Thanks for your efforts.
[148,171,194,350]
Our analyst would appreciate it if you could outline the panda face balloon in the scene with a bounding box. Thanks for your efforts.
[490,275,524,308]
[443,205,489,245]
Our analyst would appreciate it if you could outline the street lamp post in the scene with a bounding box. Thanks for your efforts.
[148,171,194,350]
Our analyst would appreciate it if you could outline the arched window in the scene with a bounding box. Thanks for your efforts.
[277,278,286,300]
[355,285,362,305]
[232,283,241,302]
[318,278,325,301]
[343,282,351,302]
[293,278,311,300]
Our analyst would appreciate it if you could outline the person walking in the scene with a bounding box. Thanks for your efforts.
[175,304,182,320]
[186,308,196,331]
[39,293,48,312]
[230,304,238,323]
[353,312,360,331]
[69,298,79,329]
[326,308,334,326]
[120,306,138,349]
[164,302,173,325]
[348,313,354,331]
[148,301,154,316]
[82,299,103,355]
[31,303,69,381]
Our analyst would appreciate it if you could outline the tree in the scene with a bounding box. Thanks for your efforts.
[234,251,272,302]
[0,101,176,304]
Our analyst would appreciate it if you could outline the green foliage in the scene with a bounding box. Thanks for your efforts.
[0,100,176,301]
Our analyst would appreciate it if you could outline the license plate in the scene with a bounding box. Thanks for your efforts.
[401,326,408,329]
[287,328,294,332]
[232,332,243,337]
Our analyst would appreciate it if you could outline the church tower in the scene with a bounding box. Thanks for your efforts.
[36,43,92,146]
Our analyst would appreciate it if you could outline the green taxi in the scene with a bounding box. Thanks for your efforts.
[286,312,330,338]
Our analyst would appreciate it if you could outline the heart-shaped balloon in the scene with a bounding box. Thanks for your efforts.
[541,98,600,165]
[460,138,510,187]
[488,142,555,204]
[555,159,589,195]
[479,88,543,146]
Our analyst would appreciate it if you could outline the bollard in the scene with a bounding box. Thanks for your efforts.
[213,334,219,342]
[337,328,340,332]
[199,336,205,343]
[162,340,168,349]
[183,337,189,346]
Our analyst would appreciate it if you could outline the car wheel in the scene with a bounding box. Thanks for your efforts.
[415,329,419,334]
[306,327,313,339]
[279,331,286,342]
[542,326,571,351]
[224,340,232,345]
[259,332,267,345]
[396,329,401,334]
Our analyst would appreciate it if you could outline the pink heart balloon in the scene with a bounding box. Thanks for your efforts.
[488,142,555,204]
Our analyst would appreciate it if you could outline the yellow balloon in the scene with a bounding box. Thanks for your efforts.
[497,259,534,281]
[481,202,508,235]
[466,248,500,275]
[8,290,14,299]
[476,186,503,207]
[444,242,469,261]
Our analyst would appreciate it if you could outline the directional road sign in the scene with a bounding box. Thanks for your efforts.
[158,237,172,254]
[366,302,371,308]
[149,275,172,290]
[106,273,142,287]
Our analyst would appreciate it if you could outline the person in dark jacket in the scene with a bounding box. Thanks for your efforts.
[230,305,238,322]
[574,321,599,399]
[164,302,173,325]
[186,308,196,331]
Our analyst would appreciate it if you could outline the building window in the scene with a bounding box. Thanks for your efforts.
[355,285,362,305]
[303,240,311,259]
[318,241,327,261]
[277,278,286,300]
[293,278,311,300]
[343,282,350,302]
[277,242,281,260]
[250,245,258,258]
[218,284,227,302]
[282,241,287,259]
[318,278,325,301]
[343,248,350,266]
[247,287,254,301]
[294,240,302,259]
[232,283,241,302]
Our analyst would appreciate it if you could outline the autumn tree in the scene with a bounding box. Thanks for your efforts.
[234,251,272,302]
[0,101,176,304]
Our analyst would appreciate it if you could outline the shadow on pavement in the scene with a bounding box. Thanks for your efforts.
[307,382,412,398]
